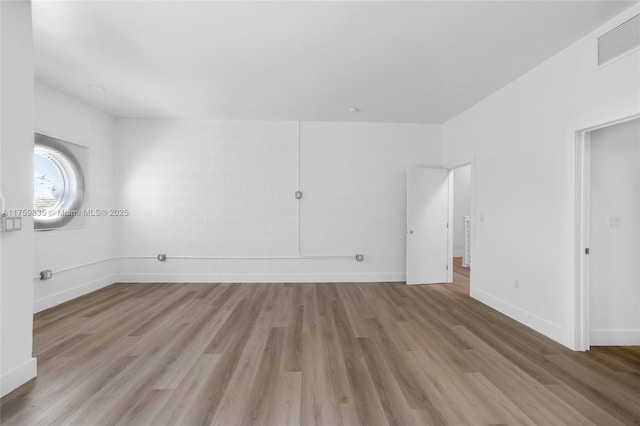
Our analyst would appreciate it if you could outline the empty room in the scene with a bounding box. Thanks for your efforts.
[1,1,640,425]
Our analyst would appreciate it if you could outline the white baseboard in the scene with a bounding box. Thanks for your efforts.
[590,328,640,346]
[115,272,406,283]
[470,288,571,349]
[34,273,117,313]
[1,357,37,398]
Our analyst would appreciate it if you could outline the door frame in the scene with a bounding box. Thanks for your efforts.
[574,113,640,351]
[447,169,454,283]
[448,160,475,289]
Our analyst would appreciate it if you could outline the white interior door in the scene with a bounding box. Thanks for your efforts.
[406,168,451,285]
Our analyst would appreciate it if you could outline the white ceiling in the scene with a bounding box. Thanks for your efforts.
[32,1,636,123]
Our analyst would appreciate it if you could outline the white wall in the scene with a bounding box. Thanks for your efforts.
[0,1,37,397]
[442,6,640,349]
[452,165,471,257]
[33,82,117,312]
[115,120,441,282]
[589,119,640,345]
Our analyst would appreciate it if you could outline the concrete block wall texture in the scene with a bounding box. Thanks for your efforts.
[115,120,442,283]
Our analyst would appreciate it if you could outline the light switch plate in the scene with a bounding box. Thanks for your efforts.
[1,215,21,232]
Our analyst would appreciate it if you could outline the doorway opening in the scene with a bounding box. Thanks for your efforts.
[405,163,474,291]
[452,164,472,296]
[575,115,640,350]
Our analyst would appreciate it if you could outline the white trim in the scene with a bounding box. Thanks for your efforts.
[447,169,454,283]
[574,113,640,351]
[115,272,405,284]
[33,253,361,281]
[471,288,570,349]
[34,273,116,313]
[575,129,591,351]
[590,329,640,346]
[449,160,475,290]
[470,156,477,295]
[0,357,37,398]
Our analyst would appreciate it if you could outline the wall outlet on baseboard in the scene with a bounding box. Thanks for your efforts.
[40,270,53,280]
[157,254,167,261]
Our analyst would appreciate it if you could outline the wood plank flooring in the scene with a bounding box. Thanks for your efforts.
[2,260,639,425]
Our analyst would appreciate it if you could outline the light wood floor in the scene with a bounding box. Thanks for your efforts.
[2,261,639,425]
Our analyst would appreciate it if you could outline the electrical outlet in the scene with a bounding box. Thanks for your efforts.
[40,270,53,280]
[157,254,167,261]
[355,254,364,262]
[513,278,519,289]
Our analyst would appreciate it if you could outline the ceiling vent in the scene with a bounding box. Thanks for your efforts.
[598,13,640,66]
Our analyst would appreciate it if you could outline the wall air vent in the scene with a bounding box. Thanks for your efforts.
[598,13,640,66]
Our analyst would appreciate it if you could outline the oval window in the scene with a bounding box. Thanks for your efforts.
[33,134,85,229]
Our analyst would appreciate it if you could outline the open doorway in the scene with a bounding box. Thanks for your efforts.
[452,164,472,295]
[589,118,639,346]
[576,115,640,350]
